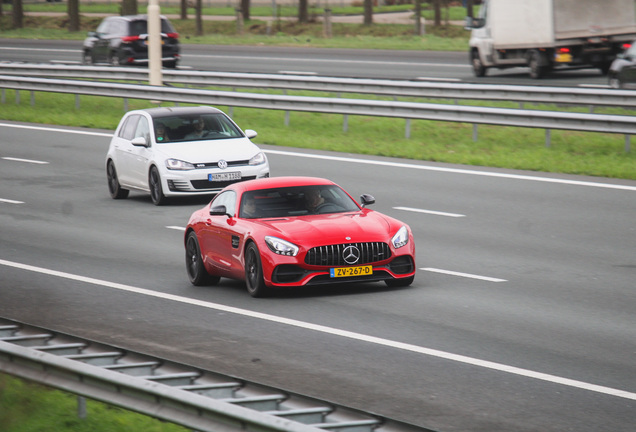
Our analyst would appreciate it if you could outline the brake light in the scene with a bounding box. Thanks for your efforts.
[166,32,179,39]
[558,47,570,54]
[622,43,632,50]
[121,35,140,43]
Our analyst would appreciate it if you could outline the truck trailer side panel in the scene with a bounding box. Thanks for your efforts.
[490,0,554,49]
[554,0,636,40]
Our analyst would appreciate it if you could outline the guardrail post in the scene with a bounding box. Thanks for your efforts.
[2,88,6,104]
[285,111,290,126]
[405,119,411,138]
[472,124,478,141]
[15,90,20,104]
[625,135,631,153]
[323,8,332,38]
[30,91,35,107]
[545,129,551,148]
[236,8,244,35]
[77,396,87,419]
[124,98,129,112]
[75,94,80,110]
[343,114,348,132]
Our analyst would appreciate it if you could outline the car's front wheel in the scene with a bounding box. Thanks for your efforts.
[185,231,220,286]
[106,160,129,199]
[149,166,166,206]
[245,242,269,297]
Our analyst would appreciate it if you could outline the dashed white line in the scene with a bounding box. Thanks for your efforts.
[166,226,186,231]
[422,267,507,282]
[2,157,49,165]
[0,258,633,401]
[394,206,465,218]
[0,198,24,204]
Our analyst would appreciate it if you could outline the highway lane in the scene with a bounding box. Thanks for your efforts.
[1,122,635,432]
[0,38,613,86]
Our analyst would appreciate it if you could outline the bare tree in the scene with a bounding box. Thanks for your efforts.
[68,0,80,32]
[363,0,373,25]
[298,0,308,23]
[433,0,441,26]
[12,0,23,29]
[121,0,138,16]
[466,0,474,18]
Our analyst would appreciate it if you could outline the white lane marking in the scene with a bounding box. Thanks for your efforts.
[0,47,78,53]
[0,122,112,137]
[394,206,465,218]
[166,226,186,231]
[422,267,507,282]
[264,149,636,192]
[1,123,634,192]
[0,198,24,204]
[2,157,49,165]
[415,77,462,82]
[0,258,634,401]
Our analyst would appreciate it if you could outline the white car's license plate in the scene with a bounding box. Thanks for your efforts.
[330,265,373,278]
[209,172,241,182]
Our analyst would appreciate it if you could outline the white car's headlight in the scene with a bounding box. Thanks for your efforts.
[249,152,267,166]
[391,226,409,249]
[265,236,299,256]
[166,158,195,170]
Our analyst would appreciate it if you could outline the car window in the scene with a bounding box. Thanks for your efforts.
[130,20,148,36]
[119,115,140,140]
[212,191,237,217]
[240,185,359,218]
[134,117,150,143]
[160,19,176,33]
[152,113,244,142]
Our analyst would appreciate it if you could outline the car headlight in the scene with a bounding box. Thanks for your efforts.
[391,226,409,249]
[265,236,299,256]
[249,152,267,166]
[166,158,195,170]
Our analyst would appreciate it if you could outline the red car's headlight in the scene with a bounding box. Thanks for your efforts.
[265,236,299,256]
[392,226,409,249]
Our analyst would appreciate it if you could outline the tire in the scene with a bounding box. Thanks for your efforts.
[528,51,547,79]
[149,166,166,206]
[385,275,414,288]
[106,160,129,199]
[471,49,486,77]
[82,51,93,65]
[245,242,269,297]
[185,231,220,286]
[110,53,121,67]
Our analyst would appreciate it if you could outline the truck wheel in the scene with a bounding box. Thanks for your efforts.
[471,49,487,77]
[528,51,547,79]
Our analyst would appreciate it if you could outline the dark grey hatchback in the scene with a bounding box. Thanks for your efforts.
[82,15,180,68]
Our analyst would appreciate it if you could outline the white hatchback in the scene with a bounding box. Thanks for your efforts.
[106,106,270,205]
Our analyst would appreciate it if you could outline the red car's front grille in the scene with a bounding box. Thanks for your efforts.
[305,242,391,267]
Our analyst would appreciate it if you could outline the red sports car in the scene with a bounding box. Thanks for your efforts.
[184,177,416,297]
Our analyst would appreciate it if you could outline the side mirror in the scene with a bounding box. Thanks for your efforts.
[244,129,257,139]
[87,31,97,38]
[210,205,228,216]
[131,136,148,147]
[464,16,484,30]
[360,194,375,208]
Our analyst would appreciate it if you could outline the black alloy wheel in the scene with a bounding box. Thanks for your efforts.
[185,232,220,286]
[245,242,269,297]
[149,166,166,206]
[106,160,129,199]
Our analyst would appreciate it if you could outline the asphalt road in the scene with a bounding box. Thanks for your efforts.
[0,38,615,85]
[0,121,635,432]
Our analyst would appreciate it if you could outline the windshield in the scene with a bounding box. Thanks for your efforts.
[239,185,361,218]
[153,113,244,144]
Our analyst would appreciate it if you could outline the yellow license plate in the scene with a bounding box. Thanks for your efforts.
[330,265,372,278]
[555,53,572,63]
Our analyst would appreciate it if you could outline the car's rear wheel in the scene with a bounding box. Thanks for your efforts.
[110,53,121,66]
[185,231,220,286]
[82,51,93,65]
[245,242,269,297]
[106,160,129,199]
[384,275,414,288]
[149,166,166,206]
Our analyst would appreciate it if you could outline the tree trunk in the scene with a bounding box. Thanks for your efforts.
[180,0,187,19]
[298,0,308,24]
[434,0,441,26]
[12,0,23,29]
[196,0,203,36]
[67,0,80,32]
[466,0,474,18]
[120,0,138,16]
[363,0,373,26]
[241,0,250,21]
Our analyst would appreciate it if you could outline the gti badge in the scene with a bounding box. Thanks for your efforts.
[342,245,361,265]
[218,160,228,170]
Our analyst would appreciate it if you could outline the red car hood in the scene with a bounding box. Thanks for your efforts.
[254,211,401,246]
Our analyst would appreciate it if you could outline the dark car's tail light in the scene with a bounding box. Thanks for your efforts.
[622,43,632,50]
[166,32,179,39]
[121,35,141,43]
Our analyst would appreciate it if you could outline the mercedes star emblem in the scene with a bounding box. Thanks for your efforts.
[342,245,361,265]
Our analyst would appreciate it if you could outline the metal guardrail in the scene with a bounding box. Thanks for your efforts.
[1,63,636,109]
[0,73,634,151]
[0,318,434,432]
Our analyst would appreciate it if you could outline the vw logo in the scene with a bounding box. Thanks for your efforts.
[342,245,361,265]
[217,160,228,170]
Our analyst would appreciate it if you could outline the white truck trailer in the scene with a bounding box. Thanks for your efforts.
[465,0,636,78]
